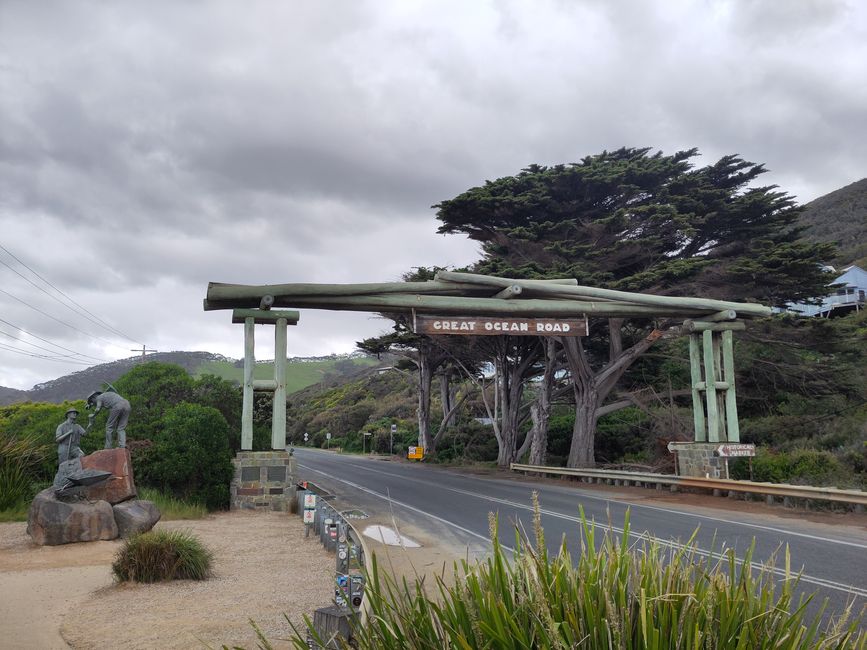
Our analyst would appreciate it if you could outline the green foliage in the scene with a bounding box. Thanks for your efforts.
[137,403,233,510]
[137,487,208,520]
[427,419,499,463]
[734,448,853,487]
[112,529,213,583]
[113,362,194,441]
[291,506,865,649]
[435,147,835,306]
[0,418,52,510]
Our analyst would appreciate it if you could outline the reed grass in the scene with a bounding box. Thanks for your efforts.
[291,497,865,649]
[138,487,208,520]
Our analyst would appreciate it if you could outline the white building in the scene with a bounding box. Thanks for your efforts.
[787,265,867,317]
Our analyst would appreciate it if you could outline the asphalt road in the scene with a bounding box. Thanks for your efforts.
[294,448,867,624]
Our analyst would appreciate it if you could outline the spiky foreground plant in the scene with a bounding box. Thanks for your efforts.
[289,498,863,650]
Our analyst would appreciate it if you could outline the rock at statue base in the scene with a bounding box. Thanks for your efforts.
[27,488,118,545]
[113,500,161,538]
[81,448,136,504]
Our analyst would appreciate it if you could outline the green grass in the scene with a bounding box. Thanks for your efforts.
[196,357,378,396]
[138,488,208,520]
[289,497,865,649]
[0,503,30,522]
[112,529,213,583]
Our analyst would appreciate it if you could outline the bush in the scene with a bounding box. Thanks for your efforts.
[291,502,865,649]
[137,402,233,510]
[112,529,213,583]
[740,448,848,486]
[0,428,51,510]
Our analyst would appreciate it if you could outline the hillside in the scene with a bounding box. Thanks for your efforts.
[0,351,382,405]
[798,178,867,268]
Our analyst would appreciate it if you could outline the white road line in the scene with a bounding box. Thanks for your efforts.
[300,457,866,598]
[299,464,515,554]
[346,461,867,551]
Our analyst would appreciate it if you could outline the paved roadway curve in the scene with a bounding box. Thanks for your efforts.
[294,448,866,623]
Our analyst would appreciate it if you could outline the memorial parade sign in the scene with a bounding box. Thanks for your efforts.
[414,315,588,337]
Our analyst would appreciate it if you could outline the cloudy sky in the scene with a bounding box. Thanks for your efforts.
[1,0,865,390]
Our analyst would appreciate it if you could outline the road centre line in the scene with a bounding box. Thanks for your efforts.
[327,461,867,598]
[298,464,515,554]
[347,462,867,551]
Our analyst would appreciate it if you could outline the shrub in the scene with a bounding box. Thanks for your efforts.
[291,503,865,649]
[0,428,51,510]
[112,529,213,583]
[137,402,233,510]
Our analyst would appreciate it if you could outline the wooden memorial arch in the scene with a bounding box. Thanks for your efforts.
[204,271,771,459]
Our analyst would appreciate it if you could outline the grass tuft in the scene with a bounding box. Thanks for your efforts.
[112,529,213,583]
[138,487,208,520]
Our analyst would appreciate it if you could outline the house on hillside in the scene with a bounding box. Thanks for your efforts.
[786,265,867,317]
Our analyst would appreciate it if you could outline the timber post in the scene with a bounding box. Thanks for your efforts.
[231,308,300,450]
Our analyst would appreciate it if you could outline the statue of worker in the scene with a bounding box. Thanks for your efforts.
[86,387,131,449]
[55,407,89,464]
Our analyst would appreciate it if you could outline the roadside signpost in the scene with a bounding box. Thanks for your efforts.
[303,492,316,537]
[390,423,397,455]
[362,431,371,455]
[716,443,755,457]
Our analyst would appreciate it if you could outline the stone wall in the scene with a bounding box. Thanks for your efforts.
[668,442,729,479]
[231,451,297,511]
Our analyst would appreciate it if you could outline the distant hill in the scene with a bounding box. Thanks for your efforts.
[798,178,867,268]
[0,351,382,406]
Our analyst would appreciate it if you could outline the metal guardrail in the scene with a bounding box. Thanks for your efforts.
[510,463,867,508]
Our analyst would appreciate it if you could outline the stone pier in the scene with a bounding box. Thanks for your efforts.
[231,451,297,511]
[667,442,727,479]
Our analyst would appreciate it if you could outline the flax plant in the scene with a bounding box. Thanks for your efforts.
[291,498,864,649]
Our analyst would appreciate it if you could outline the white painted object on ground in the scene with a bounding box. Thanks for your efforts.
[362,525,420,547]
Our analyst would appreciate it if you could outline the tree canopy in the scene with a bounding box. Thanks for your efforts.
[435,147,833,306]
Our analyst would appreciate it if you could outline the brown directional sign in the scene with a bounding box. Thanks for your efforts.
[716,443,756,457]
[415,315,588,337]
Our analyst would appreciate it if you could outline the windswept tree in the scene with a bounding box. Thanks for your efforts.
[435,147,834,466]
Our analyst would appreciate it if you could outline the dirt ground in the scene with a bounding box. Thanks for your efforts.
[0,512,336,649]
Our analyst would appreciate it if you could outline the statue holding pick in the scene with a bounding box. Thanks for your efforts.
[86,385,131,449]
[56,407,89,465]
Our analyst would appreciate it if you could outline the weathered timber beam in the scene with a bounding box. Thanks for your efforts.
[494,285,522,299]
[436,271,771,318]
[231,309,300,324]
[218,293,718,317]
[682,320,746,332]
[208,280,490,302]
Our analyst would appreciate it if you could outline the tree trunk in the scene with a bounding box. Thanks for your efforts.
[417,350,434,450]
[528,339,557,466]
[562,322,667,468]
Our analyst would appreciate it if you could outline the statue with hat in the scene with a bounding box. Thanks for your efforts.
[53,407,92,489]
[86,384,131,449]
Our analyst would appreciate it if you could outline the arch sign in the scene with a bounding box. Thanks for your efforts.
[415,315,588,336]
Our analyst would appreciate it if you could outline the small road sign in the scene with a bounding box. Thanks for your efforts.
[326,432,332,440]
[716,443,756,457]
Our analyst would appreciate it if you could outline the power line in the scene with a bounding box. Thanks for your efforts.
[0,256,132,341]
[0,286,121,348]
[0,341,94,365]
[0,326,99,359]
[0,255,137,343]
[0,317,108,362]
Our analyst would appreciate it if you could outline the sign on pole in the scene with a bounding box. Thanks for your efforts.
[716,443,755,457]
[414,315,588,337]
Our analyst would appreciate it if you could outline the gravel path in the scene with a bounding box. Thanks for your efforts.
[0,511,335,649]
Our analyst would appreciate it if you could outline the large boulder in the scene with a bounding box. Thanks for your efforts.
[81,448,136,504]
[112,500,161,538]
[27,488,118,545]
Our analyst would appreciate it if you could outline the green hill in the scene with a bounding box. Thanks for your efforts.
[196,355,381,395]
[798,178,867,268]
